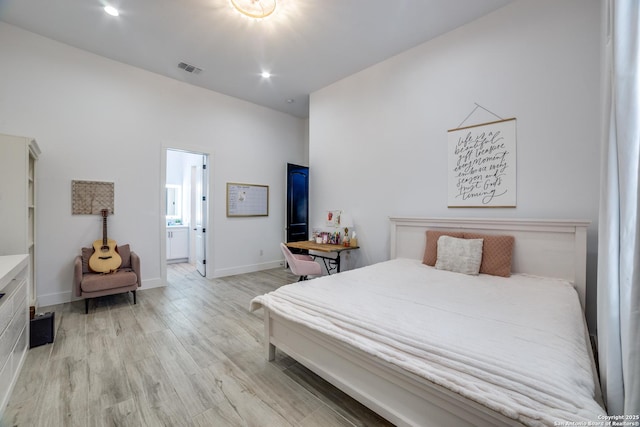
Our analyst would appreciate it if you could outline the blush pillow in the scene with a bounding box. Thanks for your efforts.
[116,244,131,268]
[423,230,465,266]
[81,247,94,274]
[435,236,484,275]
[463,233,514,277]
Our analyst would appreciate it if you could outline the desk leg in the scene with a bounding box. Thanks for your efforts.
[315,254,340,275]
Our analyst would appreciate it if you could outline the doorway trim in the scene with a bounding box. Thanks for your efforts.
[160,143,213,285]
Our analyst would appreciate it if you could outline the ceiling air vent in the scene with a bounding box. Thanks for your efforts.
[178,61,203,75]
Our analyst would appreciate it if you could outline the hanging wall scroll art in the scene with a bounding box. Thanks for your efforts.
[447,117,517,207]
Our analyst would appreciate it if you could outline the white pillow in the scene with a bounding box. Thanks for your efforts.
[435,236,484,275]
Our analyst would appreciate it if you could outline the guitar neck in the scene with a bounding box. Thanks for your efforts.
[102,214,108,246]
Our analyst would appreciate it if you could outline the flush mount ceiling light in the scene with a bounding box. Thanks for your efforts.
[103,5,119,16]
[230,0,276,19]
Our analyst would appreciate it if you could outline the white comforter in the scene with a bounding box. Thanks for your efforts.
[250,258,606,426]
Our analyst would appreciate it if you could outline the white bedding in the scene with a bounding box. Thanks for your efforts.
[250,258,606,426]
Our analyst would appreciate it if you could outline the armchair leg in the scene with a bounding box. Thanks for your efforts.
[85,298,89,314]
[132,290,137,305]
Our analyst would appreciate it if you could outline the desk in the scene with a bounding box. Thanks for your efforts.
[286,241,359,274]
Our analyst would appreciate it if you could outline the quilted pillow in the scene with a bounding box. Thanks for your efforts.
[435,236,484,275]
[464,233,514,277]
[116,244,131,269]
[423,230,465,266]
[81,247,93,274]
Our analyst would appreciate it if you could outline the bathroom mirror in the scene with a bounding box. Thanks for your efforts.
[166,184,182,218]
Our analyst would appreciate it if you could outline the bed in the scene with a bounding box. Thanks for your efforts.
[250,217,605,426]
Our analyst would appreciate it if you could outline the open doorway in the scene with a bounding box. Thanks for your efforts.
[164,148,208,277]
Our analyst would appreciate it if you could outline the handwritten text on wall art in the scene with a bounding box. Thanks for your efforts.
[447,118,516,207]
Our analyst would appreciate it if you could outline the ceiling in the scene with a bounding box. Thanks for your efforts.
[0,0,513,118]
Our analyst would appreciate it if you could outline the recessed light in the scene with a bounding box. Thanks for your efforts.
[104,5,119,16]
[230,0,277,20]
[261,71,271,79]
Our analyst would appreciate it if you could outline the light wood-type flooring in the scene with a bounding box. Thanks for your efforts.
[2,263,394,426]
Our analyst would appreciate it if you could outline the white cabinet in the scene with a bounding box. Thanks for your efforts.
[0,134,40,308]
[167,226,189,261]
[0,255,29,414]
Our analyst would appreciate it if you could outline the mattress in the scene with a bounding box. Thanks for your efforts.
[250,258,606,426]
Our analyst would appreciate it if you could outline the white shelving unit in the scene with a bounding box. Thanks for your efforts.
[0,133,40,308]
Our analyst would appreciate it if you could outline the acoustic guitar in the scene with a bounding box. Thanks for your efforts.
[89,209,122,273]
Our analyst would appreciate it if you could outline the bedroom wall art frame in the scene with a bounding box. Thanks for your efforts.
[447,118,517,208]
[71,180,114,215]
[325,210,342,227]
[226,182,269,217]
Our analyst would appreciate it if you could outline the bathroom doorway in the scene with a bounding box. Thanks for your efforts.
[165,148,208,276]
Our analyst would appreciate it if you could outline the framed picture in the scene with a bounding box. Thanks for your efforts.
[325,210,341,227]
[447,118,517,207]
[226,182,269,217]
[71,180,114,215]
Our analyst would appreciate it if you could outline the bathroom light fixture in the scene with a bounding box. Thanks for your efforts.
[261,71,271,78]
[230,0,276,19]
[104,5,119,16]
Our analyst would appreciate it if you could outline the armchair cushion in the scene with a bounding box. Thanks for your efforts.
[80,271,138,293]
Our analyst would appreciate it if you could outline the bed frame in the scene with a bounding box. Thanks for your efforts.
[262,217,592,426]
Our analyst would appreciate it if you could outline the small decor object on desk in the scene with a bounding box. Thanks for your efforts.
[342,229,351,247]
[340,213,354,247]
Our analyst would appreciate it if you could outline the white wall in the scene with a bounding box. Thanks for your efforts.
[0,22,307,306]
[309,0,602,330]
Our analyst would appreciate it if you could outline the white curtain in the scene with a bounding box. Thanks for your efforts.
[597,0,640,416]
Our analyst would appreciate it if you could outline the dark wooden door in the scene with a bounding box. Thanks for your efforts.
[286,163,309,242]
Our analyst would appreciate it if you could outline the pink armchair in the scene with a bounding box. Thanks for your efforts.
[280,243,322,281]
[74,244,141,313]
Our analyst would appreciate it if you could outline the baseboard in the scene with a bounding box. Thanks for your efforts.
[213,260,283,278]
[141,277,164,289]
[37,277,165,308]
[38,291,72,308]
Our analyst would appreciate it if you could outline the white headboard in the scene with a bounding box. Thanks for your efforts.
[389,217,590,309]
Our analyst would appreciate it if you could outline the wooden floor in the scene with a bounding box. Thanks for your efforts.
[2,264,394,426]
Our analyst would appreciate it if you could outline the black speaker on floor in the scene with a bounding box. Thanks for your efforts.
[30,312,54,348]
